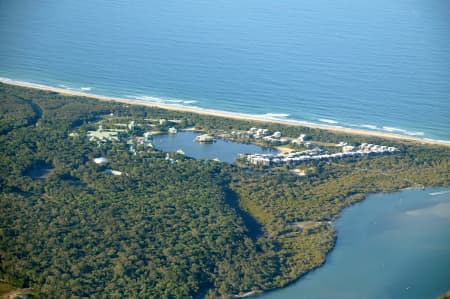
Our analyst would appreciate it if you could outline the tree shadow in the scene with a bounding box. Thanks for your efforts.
[224,189,263,241]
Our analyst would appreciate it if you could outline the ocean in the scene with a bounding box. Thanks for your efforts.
[0,0,449,141]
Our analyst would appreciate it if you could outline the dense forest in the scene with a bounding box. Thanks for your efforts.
[0,83,449,298]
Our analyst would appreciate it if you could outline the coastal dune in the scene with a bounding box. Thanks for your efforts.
[1,78,449,147]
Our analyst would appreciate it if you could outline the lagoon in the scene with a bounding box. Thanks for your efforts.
[152,131,277,164]
[259,187,450,299]
[152,132,450,298]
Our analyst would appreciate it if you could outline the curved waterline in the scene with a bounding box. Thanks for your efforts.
[1,77,449,146]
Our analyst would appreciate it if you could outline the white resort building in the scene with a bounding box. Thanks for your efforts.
[245,143,398,166]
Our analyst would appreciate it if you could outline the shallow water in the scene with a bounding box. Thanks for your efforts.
[258,187,450,299]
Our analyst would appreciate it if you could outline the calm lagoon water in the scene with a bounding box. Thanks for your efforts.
[152,132,450,298]
[152,131,277,164]
[259,187,450,299]
[1,0,449,140]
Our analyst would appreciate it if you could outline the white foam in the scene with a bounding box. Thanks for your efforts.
[183,100,198,104]
[382,126,424,136]
[429,191,450,196]
[260,113,290,119]
[133,95,161,102]
[58,84,74,90]
[131,95,197,106]
[165,99,184,104]
[360,124,378,130]
[405,131,425,136]
[318,118,339,124]
[80,87,92,91]
[2,77,450,145]
[382,126,400,132]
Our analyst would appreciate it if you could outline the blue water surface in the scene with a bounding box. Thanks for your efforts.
[0,0,449,140]
[259,188,450,299]
[152,131,277,164]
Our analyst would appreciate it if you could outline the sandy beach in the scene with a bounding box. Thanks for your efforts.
[1,78,449,147]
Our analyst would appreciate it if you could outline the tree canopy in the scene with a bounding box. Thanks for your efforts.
[0,83,448,298]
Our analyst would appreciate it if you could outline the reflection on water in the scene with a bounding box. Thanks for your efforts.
[152,131,277,164]
[405,202,450,219]
[259,187,450,299]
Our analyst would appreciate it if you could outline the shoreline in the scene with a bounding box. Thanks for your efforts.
[252,185,450,299]
[1,78,449,147]
[2,78,449,299]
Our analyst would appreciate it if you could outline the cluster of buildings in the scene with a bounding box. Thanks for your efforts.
[86,125,121,142]
[86,118,182,148]
[245,143,398,166]
[146,118,180,126]
[86,117,181,143]
[342,143,398,154]
[86,121,141,143]
[231,127,290,144]
[231,128,314,146]
[291,134,313,147]
[132,132,154,148]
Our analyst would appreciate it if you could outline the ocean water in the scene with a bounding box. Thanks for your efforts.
[0,0,449,140]
[259,187,450,299]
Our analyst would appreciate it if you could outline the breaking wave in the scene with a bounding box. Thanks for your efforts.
[360,124,378,130]
[131,95,198,105]
[382,126,424,136]
[318,118,339,124]
[429,190,450,196]
[0,77,448,143]
[58,84,74,90]
[259,113,290,119]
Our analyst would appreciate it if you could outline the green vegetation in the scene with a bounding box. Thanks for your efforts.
[0,83,449,298]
